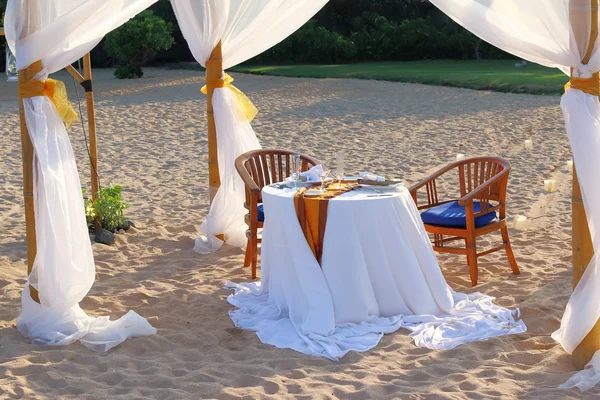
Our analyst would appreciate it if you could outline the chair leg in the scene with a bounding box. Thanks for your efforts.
[501,226,520,275]
[243,238,252,267]
[250,234,258,280]
[466,237,478,287]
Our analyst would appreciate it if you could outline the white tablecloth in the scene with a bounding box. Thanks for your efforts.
[227,184,526,360]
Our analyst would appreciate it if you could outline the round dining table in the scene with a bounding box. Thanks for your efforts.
[227,182,526,360]
[261,183,454,324]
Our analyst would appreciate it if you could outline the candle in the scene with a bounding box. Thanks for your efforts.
[514,215,528,231]
[456,153,466,162]
[567,159,574,172]
[524,139,533,149]
[544,179,557,193]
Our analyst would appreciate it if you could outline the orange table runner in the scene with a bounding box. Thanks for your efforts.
[293,183,358,264]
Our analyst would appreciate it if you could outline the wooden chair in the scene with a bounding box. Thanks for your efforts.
[409,157,520,286]
[235,149,321,279]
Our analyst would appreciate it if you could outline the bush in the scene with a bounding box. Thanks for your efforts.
[350,14,477,61]
[83,185,130,232]
[114,65,138,79]
[104,10,174,78]
[247,13,513,65]
[253,20,356,64]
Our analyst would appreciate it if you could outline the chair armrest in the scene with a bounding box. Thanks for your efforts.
[235,156,262,194]
[409,163,458,207]
[408,163,457,194]
[247,184,261,194]
[457,172,506,206]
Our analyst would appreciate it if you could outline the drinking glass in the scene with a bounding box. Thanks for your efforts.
[319,166,331,191]
[335,152,345,185]
[290,154,301,188]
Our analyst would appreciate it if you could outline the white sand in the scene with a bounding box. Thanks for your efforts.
[0,68,594,399]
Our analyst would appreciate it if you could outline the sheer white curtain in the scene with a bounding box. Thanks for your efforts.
[171,0,329,253]
[430,0,600,390]
[4,0,158,351]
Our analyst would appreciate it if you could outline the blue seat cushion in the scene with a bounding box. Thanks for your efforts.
[420,201,497,228]
[257,204,265,222]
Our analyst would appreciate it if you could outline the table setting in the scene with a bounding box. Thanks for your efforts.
[226,153,527,360]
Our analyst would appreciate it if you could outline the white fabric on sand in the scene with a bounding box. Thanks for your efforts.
[227,186,526,360]
[171,0,328,253]
[430,0,600,390]
[5,0,157,351]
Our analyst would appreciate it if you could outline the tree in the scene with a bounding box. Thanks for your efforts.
[104,10,174,79]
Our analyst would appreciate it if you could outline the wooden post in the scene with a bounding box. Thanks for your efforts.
[17,0,41,303]
[65,56,99,227]
[82,53,100,229]
[570,0,600,370]
[205,42,223,203]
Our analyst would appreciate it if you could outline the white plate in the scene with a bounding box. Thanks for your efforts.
[305,189,325,196]
[360,182,404,190]
[285,178,332,188]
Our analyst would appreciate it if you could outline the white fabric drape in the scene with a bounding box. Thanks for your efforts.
[226,186,526,360]
[430,0,600,390]
[171,0,329,253]
[5,0,158,351]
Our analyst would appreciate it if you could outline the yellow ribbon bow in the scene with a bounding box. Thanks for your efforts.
[19,78,80,128]
[201,73,258,123]
[564,75,600,97]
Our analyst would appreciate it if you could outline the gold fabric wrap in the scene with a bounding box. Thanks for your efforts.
[294,183,358,264]
[19,78,80,128]
[565,74,600,97]
[201,73,258,122]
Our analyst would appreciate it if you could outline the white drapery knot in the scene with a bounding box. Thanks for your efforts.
[573,63,594,78]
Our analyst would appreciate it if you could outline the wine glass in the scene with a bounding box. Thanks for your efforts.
[335,152,345,186]
[319,166,331,191]
[290,154,301,188]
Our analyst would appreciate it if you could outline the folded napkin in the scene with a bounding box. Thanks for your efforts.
[359,172,385,182]
[300,164,325,182]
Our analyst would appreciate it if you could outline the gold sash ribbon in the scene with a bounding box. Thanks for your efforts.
[294,183,358,264]
[564,74,600,96]
[201,73,258,122]
[19,78,80,128]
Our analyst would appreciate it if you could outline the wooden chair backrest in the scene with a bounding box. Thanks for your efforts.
[235,149,321,203]
[458,157,510,203]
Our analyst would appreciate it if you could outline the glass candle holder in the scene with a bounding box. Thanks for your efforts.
[566,159,574,172]
[544,179,557,193]
[514,215,528,230]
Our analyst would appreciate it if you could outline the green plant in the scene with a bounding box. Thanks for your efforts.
[104,10,174,78]
[95,185,129,232]
[82,190,96,230]
[83,185,130,232]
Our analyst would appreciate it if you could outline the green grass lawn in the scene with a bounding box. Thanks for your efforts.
[230,60,567,95]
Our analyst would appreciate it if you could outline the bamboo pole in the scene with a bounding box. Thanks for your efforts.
[570,0,600,370]
[65,64,85,84]
[82,53,101,229]
[205,42,223,204]
[17,0,41,303]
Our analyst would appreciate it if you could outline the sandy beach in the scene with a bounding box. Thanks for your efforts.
[0,68,593,399]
